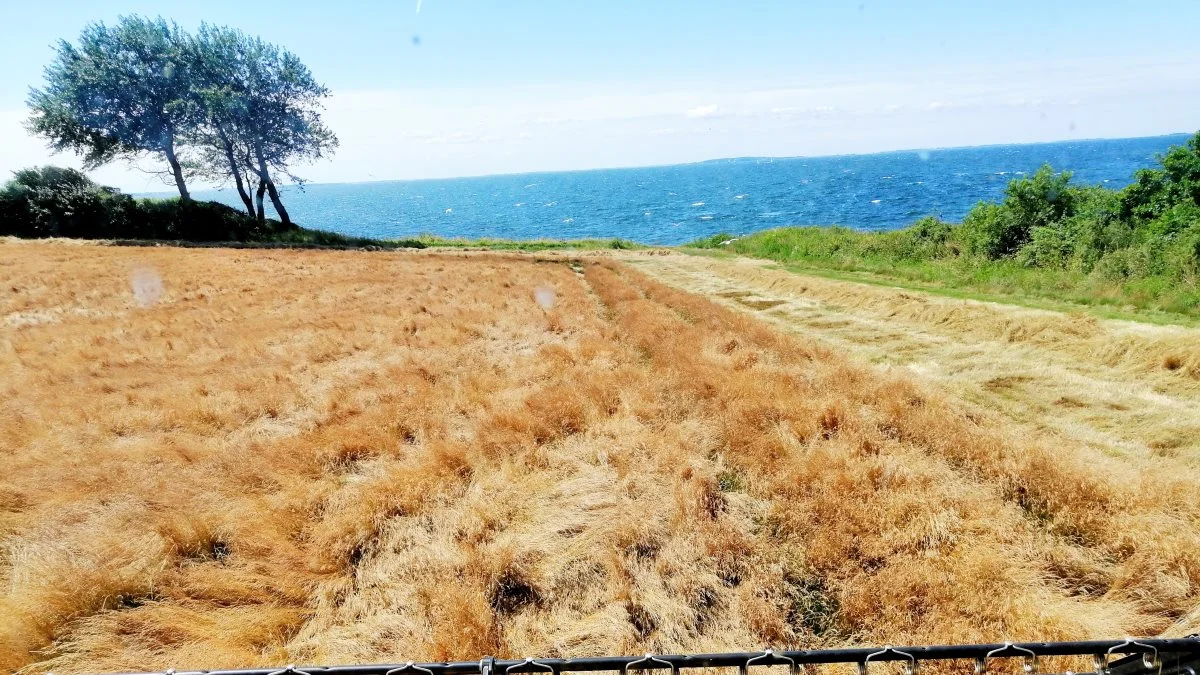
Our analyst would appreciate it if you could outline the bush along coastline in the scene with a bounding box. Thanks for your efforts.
[0,166,425,249]
[691,132,1200,319]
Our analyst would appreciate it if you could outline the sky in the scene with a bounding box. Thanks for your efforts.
[1,0,1198,192]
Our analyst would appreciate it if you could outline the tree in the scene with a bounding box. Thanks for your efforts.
[1121,131,1200,222]
[958,165,1077,259]
[188,25,337,225]
[27,17,197,199]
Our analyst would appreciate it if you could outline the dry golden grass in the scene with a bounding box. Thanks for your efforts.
[624,252,1200,460]
[3,242,1200,674]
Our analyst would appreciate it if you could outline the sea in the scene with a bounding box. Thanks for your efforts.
[184,134,1190,246]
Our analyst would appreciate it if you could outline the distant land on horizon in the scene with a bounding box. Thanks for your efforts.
[139,132,1188,246]
[694,131,1193,166]
[135,131,1193,195]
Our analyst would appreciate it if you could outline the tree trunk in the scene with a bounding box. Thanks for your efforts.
[163,141,190,201]
[255,179,266,224]
[254,142,292,226]
[233,173,254,219]
[220,131,254,217]
[264,180,291,227]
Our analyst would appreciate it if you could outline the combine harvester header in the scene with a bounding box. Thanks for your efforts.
[104,639,1200,675]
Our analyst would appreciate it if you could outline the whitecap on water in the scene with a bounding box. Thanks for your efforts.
[544,201,557,207]
[644,211,652,216]
[871,199,882,204]
[691,201,705,207]
[700,215,714,220]
[562,218,574,223]
[734,194,748,199]
[444,208,453,214]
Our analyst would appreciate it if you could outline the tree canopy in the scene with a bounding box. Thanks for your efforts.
[27,17,196,198]
[186,24,337,224]
[26,15,336,222]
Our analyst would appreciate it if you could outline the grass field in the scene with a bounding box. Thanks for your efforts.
[4,242,1200,674]
[413,235,643,251]
[624,252,1200,460]
[687,228,1200,324]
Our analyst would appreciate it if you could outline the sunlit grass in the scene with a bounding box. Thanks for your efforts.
[413,234,644,251]
[3,242,1200,673]
[687,227,1200,324]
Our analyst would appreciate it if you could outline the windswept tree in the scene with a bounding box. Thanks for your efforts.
[185,26,261,218]
[27,17,336,222]
[189,25,337,225]
[27,16,197,199]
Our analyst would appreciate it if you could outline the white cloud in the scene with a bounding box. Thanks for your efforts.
[2,56,1198,191]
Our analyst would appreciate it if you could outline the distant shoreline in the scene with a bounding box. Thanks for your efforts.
[138,131,1192,195]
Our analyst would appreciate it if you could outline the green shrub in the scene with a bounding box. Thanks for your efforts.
[684,133,1200,318]
[1064,187,1129,270]
[959,202,1017,258]
[0,166,271,241]
[1157,217,1200,280]
[134,198,273,242]
[1006,164,1076,229]
[959,165,1078,259]
[1092,248,1151,281]
[897,216,956,259]
[0,165,418,248]
[1121,131,1200,221]
[1021,222,1076,268]
[0,166,138,238]
[1141,202,1200,243]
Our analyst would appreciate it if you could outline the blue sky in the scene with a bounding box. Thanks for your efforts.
[2,0,1198,191]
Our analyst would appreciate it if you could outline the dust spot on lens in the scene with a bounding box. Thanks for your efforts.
[131,266,163,308]
[534,286,556,310]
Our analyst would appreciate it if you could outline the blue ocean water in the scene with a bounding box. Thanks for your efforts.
[191,134,1190,245]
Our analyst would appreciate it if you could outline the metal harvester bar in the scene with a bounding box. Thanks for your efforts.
[104,638,1200,675]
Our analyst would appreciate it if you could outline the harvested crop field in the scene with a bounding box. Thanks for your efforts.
[3,242,1200,674]
[621,253,1200,461]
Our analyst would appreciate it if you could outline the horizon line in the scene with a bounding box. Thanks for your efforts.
[146,130,1192,195]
